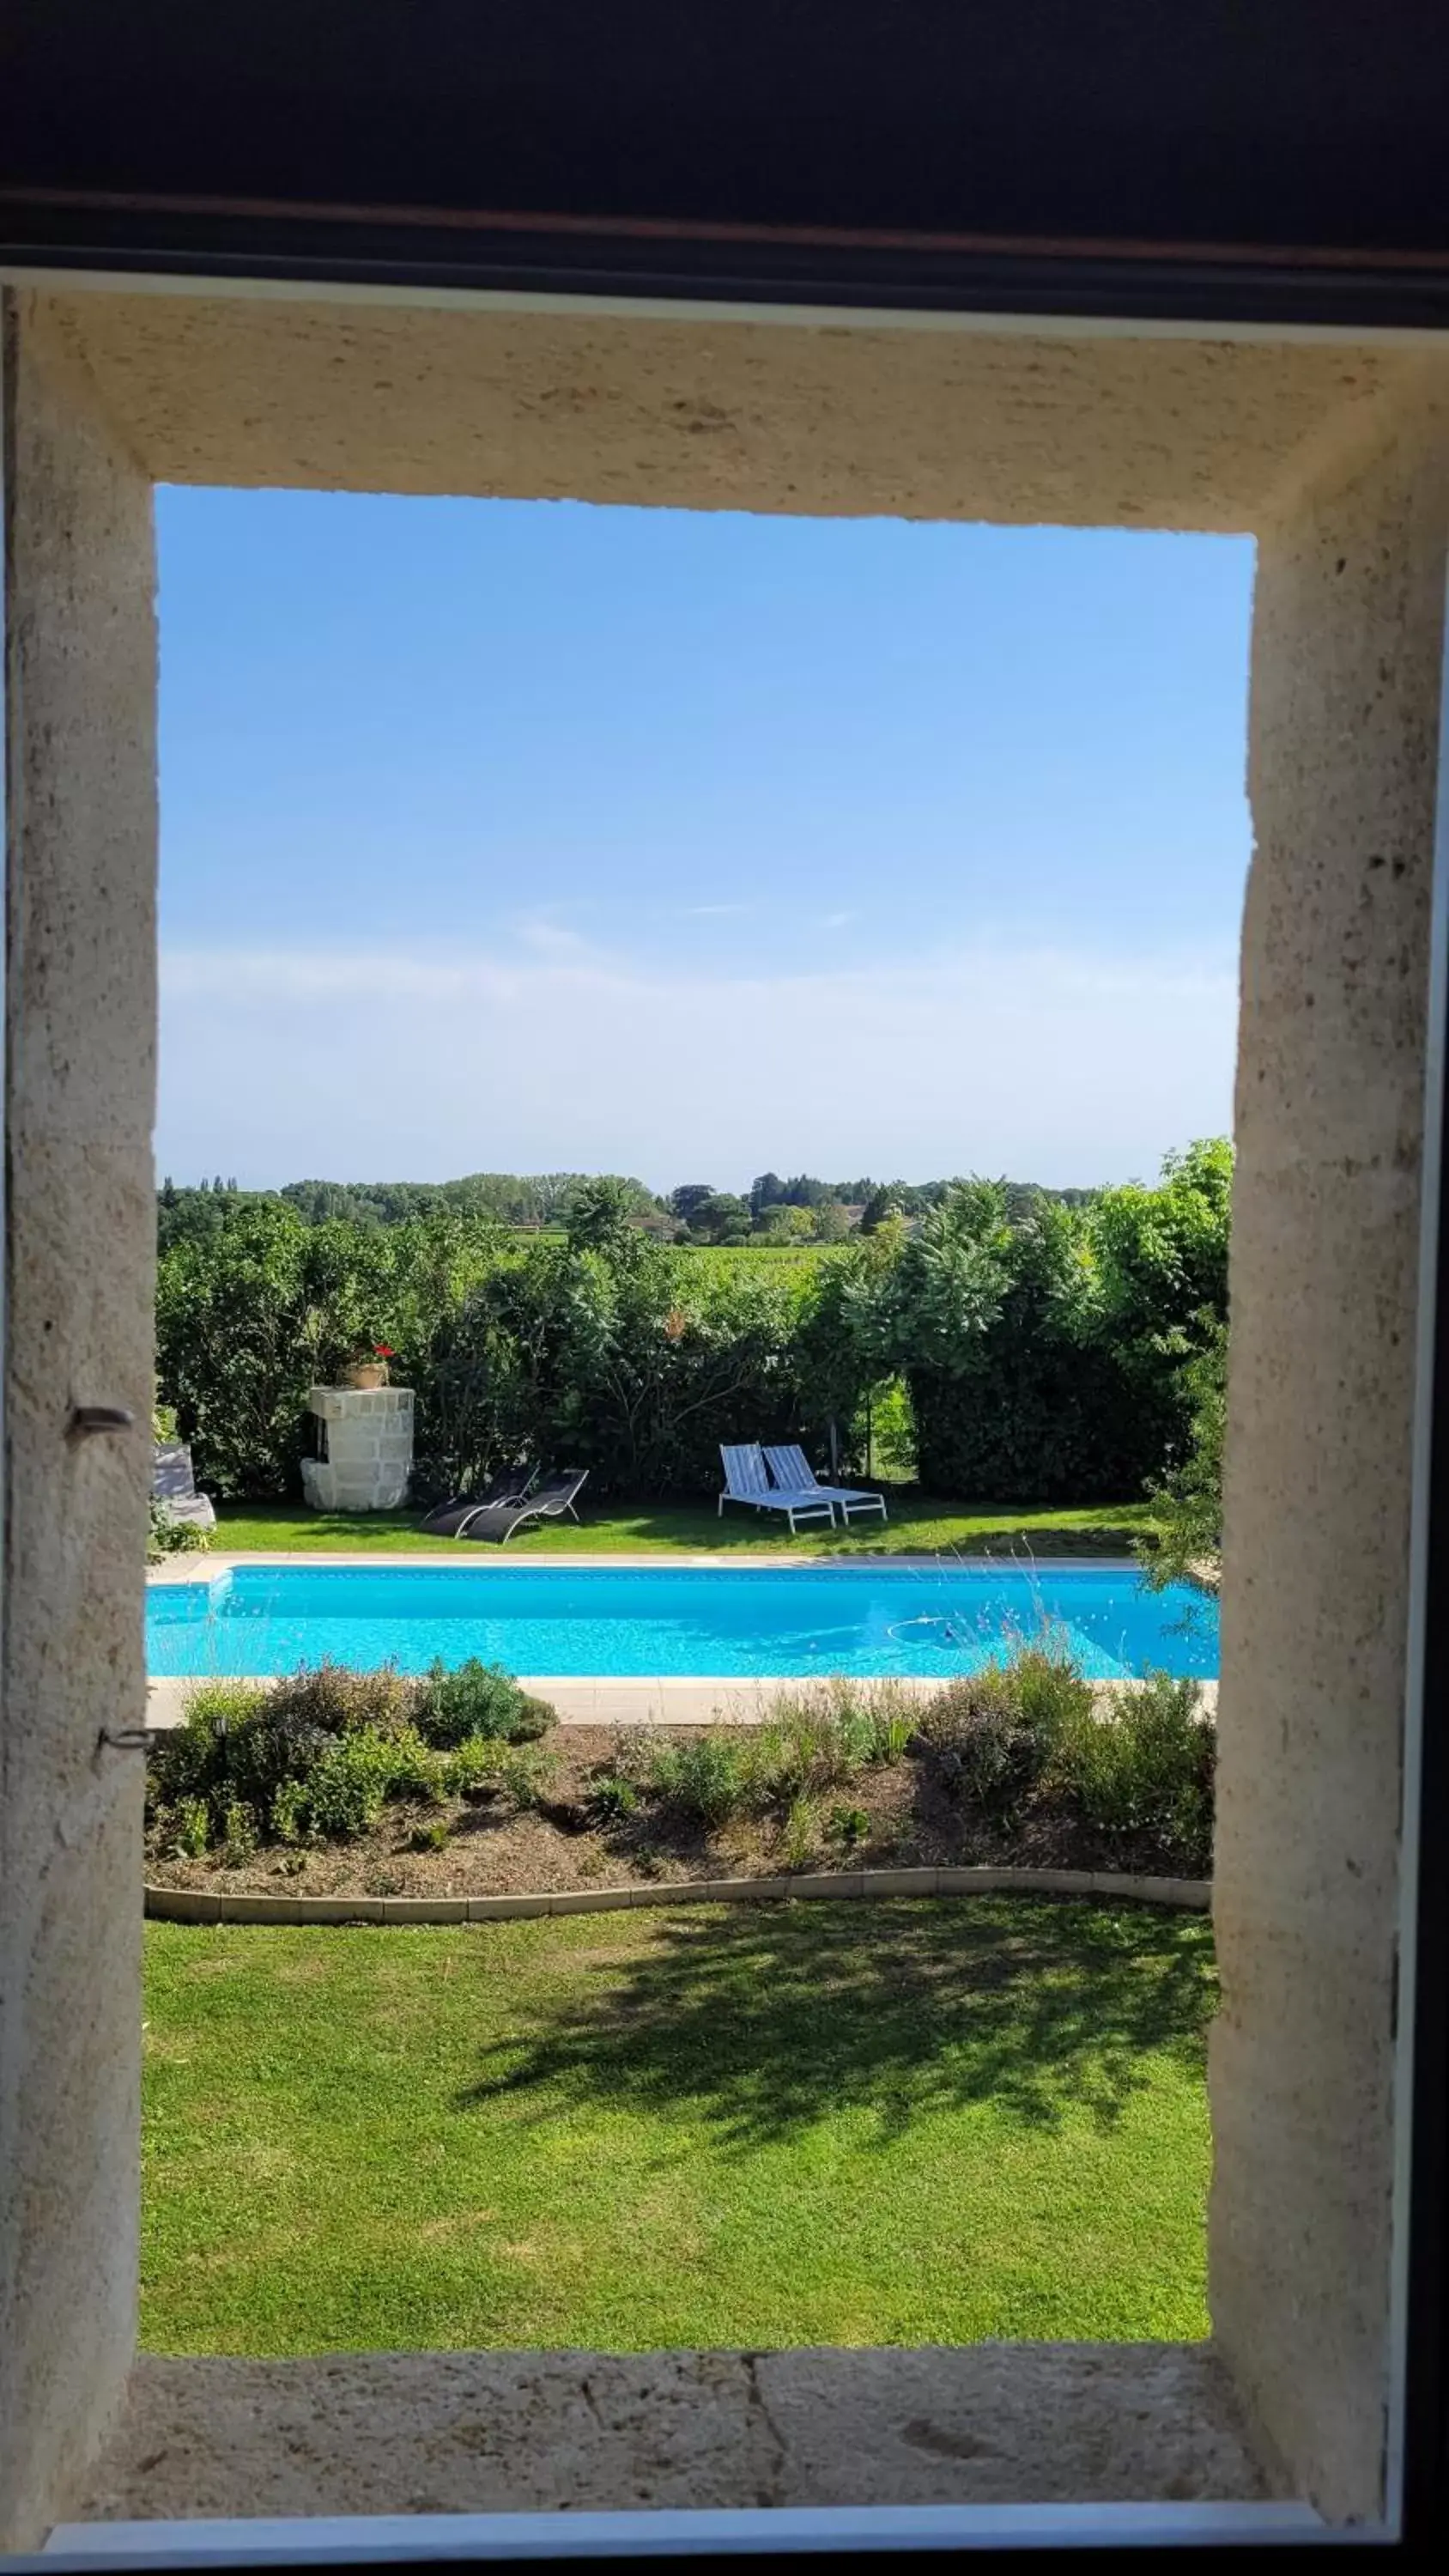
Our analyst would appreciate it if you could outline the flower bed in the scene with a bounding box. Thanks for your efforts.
[146,1649,1215,1901]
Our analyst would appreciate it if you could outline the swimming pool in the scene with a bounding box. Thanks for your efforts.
[147,1562,1217,1682]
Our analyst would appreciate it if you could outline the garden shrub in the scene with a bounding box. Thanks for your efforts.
[220,1801,258,1865]
[268,1660,416,1738]
[438,1734,506,1798]
[295,1730,394,1838]
[271,1777,311,1844]
[859,1687,916,1768]
[1056,1673,1215,1873]
[149,1663,413,1841]
[157,1684,343,1835]
[917,1669,1037,1811]
[517,1694,557,1741]
[826,1802,870,1850]
[745,1679,915,1805]
[146,1658,554,1850]
[415,1657,555,1747]
[588,1771,640,1825]
[432,1734,554,1809]
[750,1704,853,1805]
[918,1644,1091,1815]
[148,1680,269,1818]
[218,1712,331,1824]
[148,1504,213,1562]
[646,1732,752,1829]
[630,1681,918,1837]
[179,1678,271,1732]
[172,1795,211,1859]
[493,1746,555,1811]
[1009,1643,1097,1740]
[781,1794,818,1869]
[298,1724,437,1839]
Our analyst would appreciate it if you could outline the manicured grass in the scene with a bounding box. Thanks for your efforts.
[211,1495,1153,1557]
[142,1899,1213,2354]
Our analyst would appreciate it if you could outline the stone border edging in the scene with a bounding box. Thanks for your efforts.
[145,1864,1210,1926]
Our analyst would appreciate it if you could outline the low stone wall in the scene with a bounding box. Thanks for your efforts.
[145,1865,1210,1927]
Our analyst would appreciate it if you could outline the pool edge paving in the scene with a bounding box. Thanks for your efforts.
[144,1671,1220,1730]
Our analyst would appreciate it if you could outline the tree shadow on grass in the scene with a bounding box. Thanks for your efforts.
[457,1898,1216,2154]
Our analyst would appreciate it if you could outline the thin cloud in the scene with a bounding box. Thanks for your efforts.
[512,914,591,959]
[158,935,1236,1191]
[680,902,749,918]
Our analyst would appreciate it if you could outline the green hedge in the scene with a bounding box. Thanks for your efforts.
[155,1145,1231,1506]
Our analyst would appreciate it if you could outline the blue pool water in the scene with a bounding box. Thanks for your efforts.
[147,1563,1217,1682]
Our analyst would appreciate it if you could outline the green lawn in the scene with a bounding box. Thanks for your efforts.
[142,1899,1213,2354]
[211,1495,1153,1557]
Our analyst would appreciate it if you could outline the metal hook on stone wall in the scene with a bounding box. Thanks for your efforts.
[68,1405,136,1438]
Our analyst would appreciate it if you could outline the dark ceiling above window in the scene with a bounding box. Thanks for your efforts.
[2,2,1447,323]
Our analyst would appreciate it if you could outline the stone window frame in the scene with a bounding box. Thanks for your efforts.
[3,248,1449,2567]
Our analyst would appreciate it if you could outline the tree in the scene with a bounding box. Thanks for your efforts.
[688,1192,753,1245]
[892,1151,1233,1504]
[749,1171,785,1219]
[1089,1137,1232,1468]
[281,1180,384,1228]
[793,1216,909,1471]
[858,1186,898,1233]
[757,1204,815,1243]
[1141,1315,1227,1588]
[815,1199,852,1242]
[670,1183,718,1226]
[565,1176,638,1255]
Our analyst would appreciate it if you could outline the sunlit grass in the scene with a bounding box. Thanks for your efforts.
[142,1898,1211,2355]
[212,1495,1154,1558]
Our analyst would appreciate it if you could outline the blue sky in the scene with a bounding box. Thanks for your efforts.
[157,490,1252,1191]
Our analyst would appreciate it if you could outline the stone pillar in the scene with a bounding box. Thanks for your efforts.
[1211,387,1449,2520]
[0,297,157,2545]
[302,1386,415,1510]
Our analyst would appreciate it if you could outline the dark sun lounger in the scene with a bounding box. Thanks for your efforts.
[418,1463,537,1538]
[454,1466,590,1546]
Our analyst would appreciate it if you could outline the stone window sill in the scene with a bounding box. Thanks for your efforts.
[68,2344,1276,2526]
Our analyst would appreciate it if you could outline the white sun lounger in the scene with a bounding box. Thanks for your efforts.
[718,1443,836,1533]
[763,1443,888,1525]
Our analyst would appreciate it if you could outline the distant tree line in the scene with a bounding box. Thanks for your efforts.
[155,1145,1231,1516]
[158,1167,1100,1255]
[156,1170,669,1253]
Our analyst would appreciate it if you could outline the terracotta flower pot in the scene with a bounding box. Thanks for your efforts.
[343,1360,388,1390]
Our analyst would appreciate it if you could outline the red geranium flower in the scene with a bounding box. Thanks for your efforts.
[374,1343,396,1358]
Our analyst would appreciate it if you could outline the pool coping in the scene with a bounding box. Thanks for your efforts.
[144,1862,1211,1925]
[145,1548,1151,1582]
[144,1669,1218,1729]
